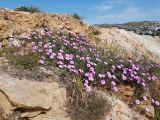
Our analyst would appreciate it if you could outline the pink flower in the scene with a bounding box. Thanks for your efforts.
[143,96,147,101]
[107,72,112,78]
[57,53,64,60]
[101,80,106,85]
[88,76,94,81]
[152,75,158,81]
[122,74,127,80]
[59,65,64,69]
[70,61,74,64]
[65,54,73,60]
[90,67,94,70]
[46,31,52,36]
[104,62,108,65]
[98,74,105,78]
[86,86,91,92]
[155,101,160,106]
[111,81,116,86]
[142,73,145,76]
[84,84,91,92]
[112,65,116,69]
[117,65,122,69]
[86,56,90,61]
[39,60,44,64]
[145,108,150,112]
[113,87,118,92]
[112,75,116,79]
[151,99,155,103]
[123,68,127,74]
[85,80,89,84]
[87,64,91,67]
[141,82,146,87]
[0,42,2,48]
[135,100,140,105]
[57,61,63,65]
[79,69,84,73]
[50,53,56,59]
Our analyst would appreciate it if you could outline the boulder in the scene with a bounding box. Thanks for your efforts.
[0,72,70,120]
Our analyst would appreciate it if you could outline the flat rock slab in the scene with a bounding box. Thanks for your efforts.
[0,72,59,110]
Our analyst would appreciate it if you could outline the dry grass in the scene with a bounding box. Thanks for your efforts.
[67,91,111,120]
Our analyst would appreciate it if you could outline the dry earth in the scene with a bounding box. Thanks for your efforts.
[0,8,93,39]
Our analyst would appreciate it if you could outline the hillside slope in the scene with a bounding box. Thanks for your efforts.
[0,8,160,120]
[97,27,160,62]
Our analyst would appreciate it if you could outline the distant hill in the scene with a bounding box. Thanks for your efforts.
[95,21,160,37]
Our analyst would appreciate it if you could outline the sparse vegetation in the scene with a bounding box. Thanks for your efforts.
[92,29,101,35]
[155,108,160,120]
[68,92,111,120]
[1,47,40,70]
[15,6,42,13]
[72,13,83,20]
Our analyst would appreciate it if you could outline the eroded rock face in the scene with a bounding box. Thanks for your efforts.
[0,8,93,39]
[0,72,70,120]
[96,90,149,120]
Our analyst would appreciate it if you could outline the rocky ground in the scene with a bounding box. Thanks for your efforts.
[0,8,93,39]
[0,8,160,120]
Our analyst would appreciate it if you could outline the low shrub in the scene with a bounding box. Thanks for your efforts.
[92,30,101,35]
[68,92,110,120]
[72,13,83,20]
[15,6,42,13]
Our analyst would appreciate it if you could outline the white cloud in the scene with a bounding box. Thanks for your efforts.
[96,7,160,24]
[107,0,126,5]
[95,5,112,12]
[95,0,126,12]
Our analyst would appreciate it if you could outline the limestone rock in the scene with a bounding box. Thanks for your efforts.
[0,72,70,120]
[140,105,155,118]
[0,91,12,115]
[95,90,148,120]
[0,72,56,109]
[20,111,42,118]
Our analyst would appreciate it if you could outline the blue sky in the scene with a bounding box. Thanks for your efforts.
[0,0,160,24]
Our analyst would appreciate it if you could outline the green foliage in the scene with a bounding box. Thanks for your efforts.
[1,47,40,70]
[72,13,83,20]
[15,6,42,13]
[10,52,40,70]
[68,92,111,120]
[92,30,101,35]
[155,108,160,120]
